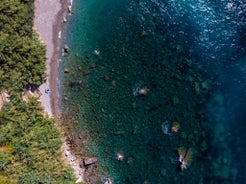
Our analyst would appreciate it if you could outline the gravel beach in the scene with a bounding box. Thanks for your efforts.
[34,0,85,182]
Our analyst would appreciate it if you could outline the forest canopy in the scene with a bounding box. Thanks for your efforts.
[0,96,75,183]
[0,0,46,93]
[0,0,76,183]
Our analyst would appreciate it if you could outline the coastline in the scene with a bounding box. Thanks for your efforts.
[34,0,65,116]
[34,0,85,183]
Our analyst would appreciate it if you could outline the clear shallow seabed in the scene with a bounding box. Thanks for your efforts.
[60,0,246,183]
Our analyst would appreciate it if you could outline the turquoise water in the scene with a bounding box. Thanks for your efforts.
[60,0,246,183]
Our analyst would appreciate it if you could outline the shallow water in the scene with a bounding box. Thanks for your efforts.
[60,0,246,183]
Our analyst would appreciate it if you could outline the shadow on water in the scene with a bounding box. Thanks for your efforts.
[60,0,246,183]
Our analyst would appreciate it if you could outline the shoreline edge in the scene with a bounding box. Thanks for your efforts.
[34,0,85,183]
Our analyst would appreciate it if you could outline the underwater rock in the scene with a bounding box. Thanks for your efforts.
[201,80,210,90]
[140,31,148,38]
[171,122,180,133]
[68,5,72,14]
[162,121,180,135]
[111,80,116,86]
[104,75,110,81]
[115,151,124,161]
[64,68,71,73]
[181,132,187,139]
[126,157,133,164]
[194,82,201,95]
[143,180,149,184]
[114,131,125,135]
[93,49,100,56]
[132,127,137,135]
[160,168,167,176]
[83,157,97,166]
[133,83,148,96]
[173,96,179,105]
[63,16,67,23]
[89,63,96,69]
[83,70,89,76]
[200,140,207,151]
[177,147,193,171]
[161,121,171,135]
[85,54,91,59]
[138,86,148,96]
[64,44,70,53]
[103,177,113,184]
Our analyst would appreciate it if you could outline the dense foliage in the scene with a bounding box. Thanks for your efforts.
[0,0,46,93]
[0,0,76,183]
[0,97,75,183]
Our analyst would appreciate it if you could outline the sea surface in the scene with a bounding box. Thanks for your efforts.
[60,0,246,183]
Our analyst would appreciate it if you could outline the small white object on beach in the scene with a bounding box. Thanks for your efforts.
[58,31,61,39]
[93,49,100,56]
[71,158,76,162]
[68,5,72,14]
[63,16,67,23]
[65,150,69,157]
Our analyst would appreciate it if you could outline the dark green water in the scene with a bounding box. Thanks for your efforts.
[60,0,246,183]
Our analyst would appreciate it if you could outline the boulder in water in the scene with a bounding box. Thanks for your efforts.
[64,68,71,73]
[93,50,100,56]
[83,70,89,76]
[140,31,148,38]
[64,44,70,53]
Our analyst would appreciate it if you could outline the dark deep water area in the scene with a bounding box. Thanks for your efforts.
[60,0,246,183]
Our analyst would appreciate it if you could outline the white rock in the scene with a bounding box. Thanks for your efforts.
[93,50,100,56]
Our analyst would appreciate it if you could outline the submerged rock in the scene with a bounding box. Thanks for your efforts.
[68,5,72,14]
[143,180,149,184]
[133,83,149,96]
[104,75,110,81]
[64,68,71,73]
[126,157,133,164]
[89,63,96,69]
[82,70,89,76]
[64,44,70,53]
[85,54,91,59]
[161,121,171,135]
[140,31,148,38]
[115,151,124,161]
[63,16,67,23]
[173,96,179,105]
[114,131,125,135]
[93,49,100,56]
[104,177,113,184]
[177,147,193,171]
[171,122,180,133]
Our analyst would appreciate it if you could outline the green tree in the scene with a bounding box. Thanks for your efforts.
[0,31,46,92]
[0,0,33,36]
